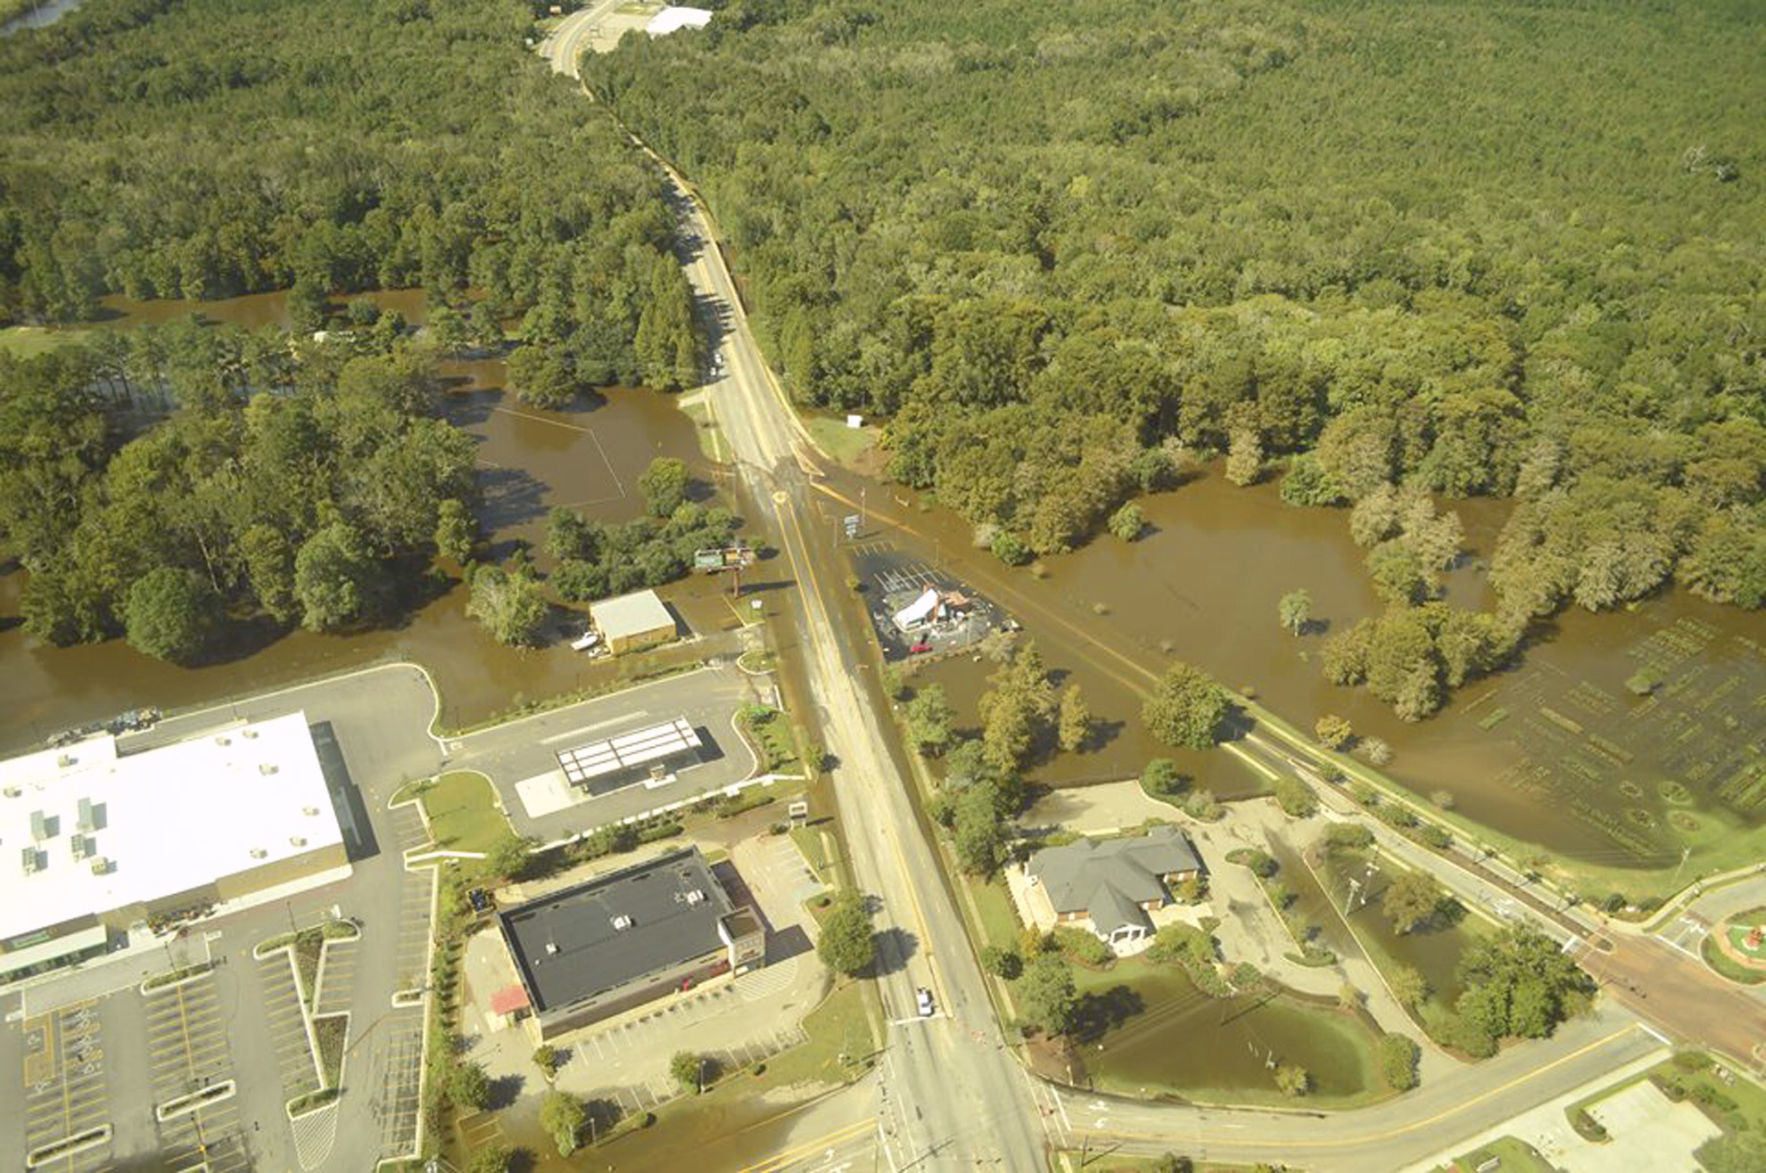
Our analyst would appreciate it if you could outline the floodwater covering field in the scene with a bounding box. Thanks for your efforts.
[0,289,732,750]
[829,465,1766,888]
[1070,963,1383,1107]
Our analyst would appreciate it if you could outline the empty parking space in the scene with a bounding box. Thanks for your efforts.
[256,955,321,1101]
[376,1005,426,1163]
[142,973,246,1172]
[314,939,359,1016]
[20,1002,112,1173]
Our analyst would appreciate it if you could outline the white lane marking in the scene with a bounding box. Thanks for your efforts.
[539,712,649,745]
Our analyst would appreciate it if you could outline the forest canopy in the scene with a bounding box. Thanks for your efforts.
[0,0,700,390]
[585,0,1766,616]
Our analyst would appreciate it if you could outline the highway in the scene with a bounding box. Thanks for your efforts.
[543,21,1053,1169]
[537,18,1762,1169]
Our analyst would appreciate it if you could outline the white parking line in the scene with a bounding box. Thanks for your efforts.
[539,712,650,745]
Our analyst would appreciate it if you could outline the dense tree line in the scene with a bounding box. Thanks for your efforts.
[0,0,699,390]
[0,329,477,658]
[585,0,1765,606]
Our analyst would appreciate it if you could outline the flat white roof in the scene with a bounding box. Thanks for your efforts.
[590,589,675,642]
[0,712,343,945]
[646,6,712,35]
[557,717,703,787]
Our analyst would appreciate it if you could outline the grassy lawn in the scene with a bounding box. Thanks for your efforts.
[740,706,803,775]
[1430,1135,1555,1173]
[965,872,1024,953]
[1703,932,1766,985]
[756,978,879,1086]
[414,771,511,854]
[789,825,837,884]
[0,325,88,357]
[804,415,879,469]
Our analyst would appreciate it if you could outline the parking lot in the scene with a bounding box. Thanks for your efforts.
[143,972,247,1173]
[847,540,1008,661]
[453,662,768,840]
[20,1001,111,1173]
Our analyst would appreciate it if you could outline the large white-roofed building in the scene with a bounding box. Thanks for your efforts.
[0,711,348,982]
[646,6,712,36]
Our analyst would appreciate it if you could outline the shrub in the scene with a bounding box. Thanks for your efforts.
[1378,1034,1419,1091]
[1275,1064,1310,1097]
[670,1051,706,1094]
[981,945,1022,980]
[1314,715,1353,749]
[1228,848,1279,878]
[1051,926,1114,968]
[1183,789,1224,821]
[448,1060,491,1110]
[1323,823,1374,850]
[1273,775,1317,818]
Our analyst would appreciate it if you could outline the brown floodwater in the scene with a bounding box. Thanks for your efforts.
[817,464,1766,872]
[0,291,732,752]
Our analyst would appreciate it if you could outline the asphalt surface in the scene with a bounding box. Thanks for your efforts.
[447,662,765,840]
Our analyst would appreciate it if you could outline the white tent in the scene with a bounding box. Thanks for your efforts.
[892,587,941,632]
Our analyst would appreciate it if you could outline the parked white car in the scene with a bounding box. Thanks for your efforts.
[916,988,935,1018]
[570,630,601,653]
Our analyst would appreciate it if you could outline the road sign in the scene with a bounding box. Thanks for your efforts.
[788,801,810,825]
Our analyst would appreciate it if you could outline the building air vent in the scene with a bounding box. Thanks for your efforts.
[214,735,230,746]
[249,847,267,860]
[243,729,258,739]
[611,914,633,931]
[545,941,560,955]
[685,889,705,906]
[302,806,319,816]
[57,753,74,768]
[290,836,307,847]
[258,763,278,776]
[89,857,110,875]
[2,786,20,798]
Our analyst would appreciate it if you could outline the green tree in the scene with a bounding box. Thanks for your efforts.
[1057,685,1091,752]
[637,457,691,518]
[1390,965,1428,1009]
[465,1144,513,1173]
[1696,1131,1766,1173]
[434,497,476,564]
[981,945,1022,979]
[505,344,578,409]
[485,833,533,881]
[1108,501,1146,541]
[539,1090,585,1157]
[447,1060,491,1110]
[1378,1034,1419,1091]
[1381,872,1446,934]
[467,562,549,647]
[1314,714,1353,749]
[1141,758,1186,798]
[1274,1064,1309,1097]
[123,566,216,663]
[1016,955,1078,1035]
[1278,588,1312,636]
[533,1045,558,1082]
[467,302,504,352]
[1272,775,1317,819]
[670,1051,706,1094]
[240,523,300,625]
[1225,430,1263,486]
[953,783,1006,875]
[816,890,875,976]
[905,684,955,756]
[1143,662,1228,750]
[293,522,378,633]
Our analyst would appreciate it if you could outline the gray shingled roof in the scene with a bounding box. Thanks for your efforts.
[499,846,733,1013]
[1027,825,1201,927]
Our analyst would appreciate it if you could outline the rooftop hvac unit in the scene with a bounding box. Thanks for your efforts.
[89,857,109,875]
[249,847,267,860]
[77,797,95,832]
[290,836,307,847]
[243,729,258,739]
[685,889,705,905]
[71,834,90,861]
[545,941,560,955]
[21,846,41,875]
[258,763,278,776]
[57,753,74,768]
[302,806,319,816]
[29,810,49,841]
[3,786,20,798]
[611,914,633,931]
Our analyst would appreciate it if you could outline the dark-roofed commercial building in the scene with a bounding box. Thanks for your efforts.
[1024,825,1202,950]
[498,846,765,1039]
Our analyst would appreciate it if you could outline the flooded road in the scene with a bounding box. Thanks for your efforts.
[0,290,726,751]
